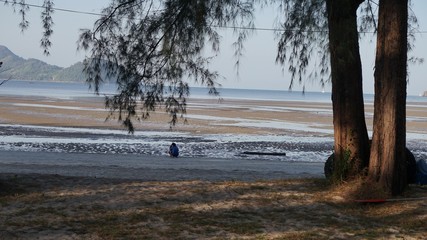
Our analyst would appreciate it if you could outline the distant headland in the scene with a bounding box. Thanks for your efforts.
[0,45,88,82]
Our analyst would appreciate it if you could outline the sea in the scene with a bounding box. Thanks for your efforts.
[1,80,427,163]
[0,80,334,102]
[2,80,427,103]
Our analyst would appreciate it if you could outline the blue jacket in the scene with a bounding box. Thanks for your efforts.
[170,145,179,157]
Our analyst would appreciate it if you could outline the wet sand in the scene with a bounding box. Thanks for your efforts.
[0,150,324,180]
[0,95,336,135]
[1,94,427,135]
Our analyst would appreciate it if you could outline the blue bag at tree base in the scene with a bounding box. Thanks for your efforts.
[416,159,427,185]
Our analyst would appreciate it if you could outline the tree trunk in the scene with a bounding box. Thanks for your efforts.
[326,0,370,182]
[369,0,408,195]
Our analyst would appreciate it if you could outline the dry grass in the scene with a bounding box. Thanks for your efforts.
[0,174,426,239]
[324,176,390,201]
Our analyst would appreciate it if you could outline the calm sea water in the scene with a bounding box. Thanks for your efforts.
[1,80,427,103]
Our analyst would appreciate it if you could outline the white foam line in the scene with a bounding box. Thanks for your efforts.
[407,132,427,141]
[407,104,427,109]
[0,123,335,145]
[407,116,427,122]
[201,134,333,143]
[248,106,332,114]
[0,124,189,137]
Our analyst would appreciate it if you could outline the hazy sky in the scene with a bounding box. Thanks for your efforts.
[1,0,426,95]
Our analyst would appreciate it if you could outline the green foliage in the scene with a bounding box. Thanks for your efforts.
[274,0,329,90]
[274,0,420,91]
[4,0,53,55]
[328,148,352,184]
[40,0,54,56]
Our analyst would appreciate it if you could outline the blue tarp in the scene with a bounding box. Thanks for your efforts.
[416,159,427,185]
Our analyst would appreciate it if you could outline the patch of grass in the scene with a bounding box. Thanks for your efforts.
[278,231,326,240]
[5,218,50,229]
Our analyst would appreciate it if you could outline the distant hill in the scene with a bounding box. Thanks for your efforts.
[53,62,87,82]
[0,45,88,82]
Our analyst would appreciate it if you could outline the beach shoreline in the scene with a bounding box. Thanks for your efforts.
[2,93,427,169]
[0,94,340,163]
[1,91,426,239]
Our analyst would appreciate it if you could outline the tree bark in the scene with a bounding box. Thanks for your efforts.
[369,0,408,195]
[326,0,370,182]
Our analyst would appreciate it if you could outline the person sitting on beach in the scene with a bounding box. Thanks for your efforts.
[169,142,179,157]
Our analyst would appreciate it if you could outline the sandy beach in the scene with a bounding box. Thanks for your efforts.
[1,91,427,239]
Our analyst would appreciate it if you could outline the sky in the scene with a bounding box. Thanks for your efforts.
[1,0,426,95]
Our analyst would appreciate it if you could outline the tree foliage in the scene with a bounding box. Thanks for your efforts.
[274,0,329,90]
[77,0,257,132]
[4,0,54,55]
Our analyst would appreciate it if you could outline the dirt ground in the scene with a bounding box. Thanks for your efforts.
[0,173,426,239]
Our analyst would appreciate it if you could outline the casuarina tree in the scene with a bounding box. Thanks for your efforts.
[325,0,370,181]
[369,0,409,195]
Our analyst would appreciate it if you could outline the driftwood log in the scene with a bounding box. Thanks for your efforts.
[242,151,286,156]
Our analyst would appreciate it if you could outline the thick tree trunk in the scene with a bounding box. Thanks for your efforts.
[326,0,370,182]
[369,0,408,195]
